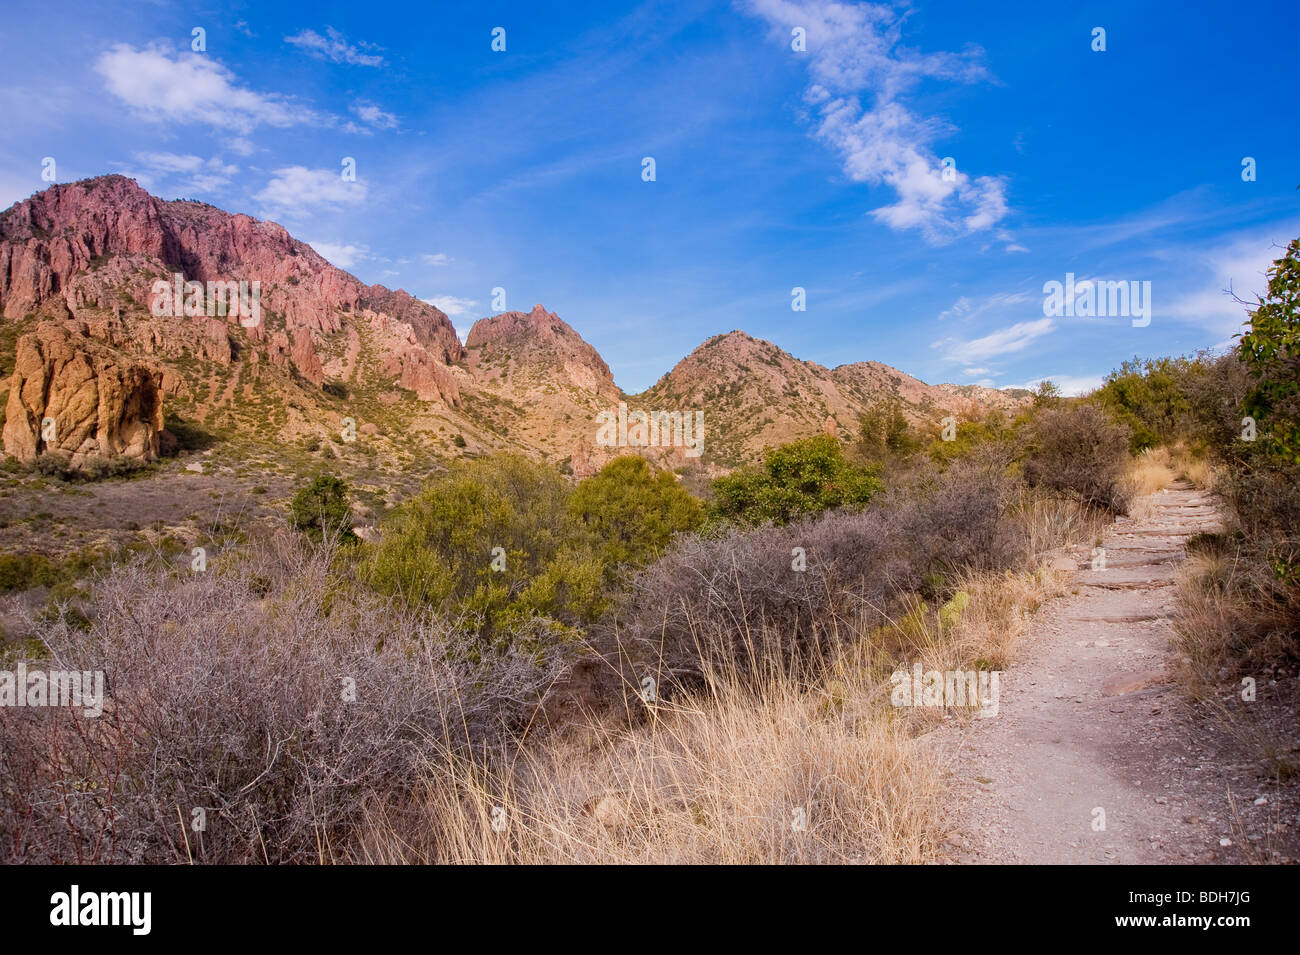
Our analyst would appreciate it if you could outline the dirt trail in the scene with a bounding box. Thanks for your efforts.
[937,481,1286,864]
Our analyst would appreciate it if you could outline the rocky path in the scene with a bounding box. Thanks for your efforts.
[937,481,1293,864]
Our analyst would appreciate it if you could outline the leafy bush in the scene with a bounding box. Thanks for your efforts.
[569,456,704,577]
[290,474,357,543]
[708,435,882,527]
[1094,353,1251,456]
[370,454,707,641]
[369,454,600,637]
[854,399,922,463]
[0,552,60,593]
[1240,237,1300,464]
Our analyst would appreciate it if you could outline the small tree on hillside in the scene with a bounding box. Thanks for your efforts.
[290,474,358,544]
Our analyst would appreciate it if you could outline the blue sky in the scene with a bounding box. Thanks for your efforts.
[1,0,1297,394]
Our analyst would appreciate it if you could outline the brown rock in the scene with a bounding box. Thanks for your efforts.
[2,322,164,466]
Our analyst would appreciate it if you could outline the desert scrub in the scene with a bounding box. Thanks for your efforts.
[1020,402,1133,513]
[0,532,567,863]
[608,457,1026,691]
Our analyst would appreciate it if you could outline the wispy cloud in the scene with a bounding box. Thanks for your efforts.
[285,27,386,67]
[422,295,479,319]
[94,44,310,133]
[122,152,238,193]
[744,0,1012,246]
[422,253,452,266]
[344,99,399,134]
[936,290,1034,323]
[934,317,1055,362]
[1161,226,1296,337]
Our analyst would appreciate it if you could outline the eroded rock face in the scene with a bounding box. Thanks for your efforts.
[2,323,163,466]
[0,175,463,404]
[465,304,619,400]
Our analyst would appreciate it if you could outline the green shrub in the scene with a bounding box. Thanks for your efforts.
[854,399,922,463]
[369,454,598,633]
[708,435,882,527]
[569,456,704,576]
[0,552,60,593]
[370,454,706,642]
[1240,237,1300,464]
[290,474,357,543]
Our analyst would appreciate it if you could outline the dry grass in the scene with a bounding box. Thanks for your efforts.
[1010,487,1110,560]
[362,666,946,864]
[357,559,1069,865]
[1172,547,1297,696]
[1125,447,1177,496]
[1164,443,1216,489]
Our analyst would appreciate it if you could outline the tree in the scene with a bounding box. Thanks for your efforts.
[855,399,920,462]
[1239,238,1300,463]
[1032,379,1062,409]
[289,474,357,543]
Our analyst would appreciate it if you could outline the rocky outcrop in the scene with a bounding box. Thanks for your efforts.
[466,304,619,400]
[0,175,462,404]
[2,322,164,466]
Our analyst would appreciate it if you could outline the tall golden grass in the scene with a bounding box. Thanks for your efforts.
[355,560,1070,864]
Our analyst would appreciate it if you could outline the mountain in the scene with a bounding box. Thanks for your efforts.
[634,330,1030,467]
[0,176,1029,481]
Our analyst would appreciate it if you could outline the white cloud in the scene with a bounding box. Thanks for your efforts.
[937,290,1034,324]
[422,253,452,266]
[423,296,479,343]
[745,0,1012,245]
[285,28,386,67]
[938,296,972,321]
[935,317,1055,362]
[422,295,478,318]
[94,44,310,133]
[1016,374,1105,398]
[254,166,367,217]
[347,100,398,131]
[307,240,368,269]
[962,367,990,376]
[125,152,238,192]
[1162,227,1297,337]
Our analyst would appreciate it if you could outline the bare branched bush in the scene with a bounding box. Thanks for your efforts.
[606,460,1028,689]
[0,533,566,864]
[1021,402,1133,513]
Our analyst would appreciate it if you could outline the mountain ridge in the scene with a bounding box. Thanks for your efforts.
[0,176,1030,477]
